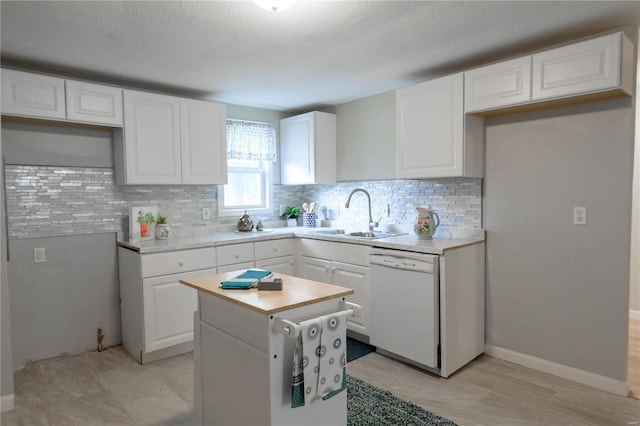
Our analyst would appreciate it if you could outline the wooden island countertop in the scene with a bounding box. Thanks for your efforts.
[180,271,354,315]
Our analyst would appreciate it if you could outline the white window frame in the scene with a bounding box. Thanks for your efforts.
[217,158,273,217]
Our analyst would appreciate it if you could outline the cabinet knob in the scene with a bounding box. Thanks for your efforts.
[234,253,239,258]
[325,265,330,272]
[178,260,184,267]
[273,247,278,252]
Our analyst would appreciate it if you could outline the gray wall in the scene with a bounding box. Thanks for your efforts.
[1,149,15,400]
[8,233,120,368]
[331,90,396,182]
[630,27,640,313]
[484,98,634,381]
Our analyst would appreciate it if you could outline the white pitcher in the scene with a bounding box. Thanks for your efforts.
[414,206,440,239]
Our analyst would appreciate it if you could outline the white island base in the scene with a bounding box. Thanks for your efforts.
[182,272,355,426]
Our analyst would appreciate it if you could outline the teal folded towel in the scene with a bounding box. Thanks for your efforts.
[220,269,272,289]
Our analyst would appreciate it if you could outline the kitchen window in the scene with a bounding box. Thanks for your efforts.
[218,120,276,217]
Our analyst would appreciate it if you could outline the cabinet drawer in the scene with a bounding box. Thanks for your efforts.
[216,242,254,266]
[141,247,217,278]
[254,239,293,260]
[297,239,369,266]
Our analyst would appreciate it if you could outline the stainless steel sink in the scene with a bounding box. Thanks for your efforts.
[314,229,347,235]
[313,229,405,239]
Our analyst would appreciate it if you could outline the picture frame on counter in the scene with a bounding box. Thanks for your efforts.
[129,206,157,242]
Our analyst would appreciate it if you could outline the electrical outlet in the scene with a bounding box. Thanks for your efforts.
[573,206,586,225]
[34,247,46,263]
[202,207,211,220]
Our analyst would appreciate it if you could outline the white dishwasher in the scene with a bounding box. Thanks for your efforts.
[369,247,440,371]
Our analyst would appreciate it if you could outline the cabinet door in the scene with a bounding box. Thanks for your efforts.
[464,56,532,113]
[332,261,369,335]
[142,268,213,353]
[297,256,332,284]
[280,111,336,185]
[122,90,181,184]
[532,32,626,101]
[1,69,65,120]
[65,80,123,126]
[255,256,294,275]
[396,73,464,178]
[180,99,227,184]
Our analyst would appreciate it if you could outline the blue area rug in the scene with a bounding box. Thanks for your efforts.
[347,337,375,362]
[347,375,458,425]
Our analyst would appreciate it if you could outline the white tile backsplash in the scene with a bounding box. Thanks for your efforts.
[5,165,481,239]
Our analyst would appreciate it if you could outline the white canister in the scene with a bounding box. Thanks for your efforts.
[414,206,440,239]
[155,224,170,240]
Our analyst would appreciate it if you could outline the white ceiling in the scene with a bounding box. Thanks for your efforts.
[1,1,639,112]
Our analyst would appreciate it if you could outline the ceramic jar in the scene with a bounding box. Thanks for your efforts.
[303,212,317,228]
[414,206,440,239]
[155,224,170,240]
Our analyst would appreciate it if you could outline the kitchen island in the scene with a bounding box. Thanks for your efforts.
[180,271,356,426]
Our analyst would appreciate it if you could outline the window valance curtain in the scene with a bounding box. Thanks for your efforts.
[226,119,277,161]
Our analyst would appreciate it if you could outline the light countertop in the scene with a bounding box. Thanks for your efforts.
[117,226,485,255]
[179,271,354,315]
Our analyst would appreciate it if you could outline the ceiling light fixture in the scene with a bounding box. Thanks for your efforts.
[254,0,295,12]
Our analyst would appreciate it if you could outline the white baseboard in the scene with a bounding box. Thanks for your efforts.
[0,394,14,412]
[630,310,640,321]
[484,345,629,396]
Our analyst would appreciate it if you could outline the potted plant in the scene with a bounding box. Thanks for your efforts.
[137,210,155,238]
[281,206,300,227]
[155,215,170,240]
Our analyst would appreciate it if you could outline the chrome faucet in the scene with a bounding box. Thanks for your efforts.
[345,188,379,231]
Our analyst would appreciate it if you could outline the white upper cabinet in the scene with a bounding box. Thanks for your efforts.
[65,80,123,126]
[179,98,227,185]
[1,69,66,120]
[280,111,336,185]
[1,69,123,126]
[115,90,227,185]
[532,32,633,101]
[117,90,182,185]
[464,56,532,113]
[396,73,483,179]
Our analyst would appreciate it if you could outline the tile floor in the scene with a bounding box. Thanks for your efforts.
[2,345,639,426]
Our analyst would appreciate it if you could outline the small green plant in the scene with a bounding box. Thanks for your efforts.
[281,206,300,219]
[137,211,155,224]
[156,215,167,225]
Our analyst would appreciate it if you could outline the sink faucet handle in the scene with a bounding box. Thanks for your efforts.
[370,217,382,229]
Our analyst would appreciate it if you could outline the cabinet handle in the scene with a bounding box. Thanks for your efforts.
[325,265,330,272]
[178,260,184,267]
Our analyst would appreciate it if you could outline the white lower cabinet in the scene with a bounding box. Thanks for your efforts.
[255,239,294,275]
[118,246,216,363]
[142,269,210,354]
[297,239,369,336]
[216,242,255,273]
